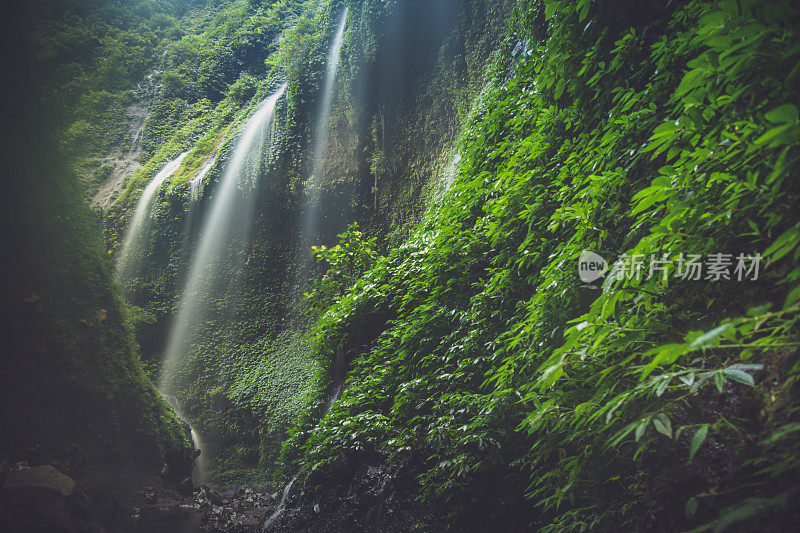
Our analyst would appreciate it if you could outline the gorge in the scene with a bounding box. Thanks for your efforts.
[2,0,800,532]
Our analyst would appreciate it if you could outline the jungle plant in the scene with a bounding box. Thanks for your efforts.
[305,222,378,313]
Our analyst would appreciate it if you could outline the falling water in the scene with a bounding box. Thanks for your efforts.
[190,427,206,482]
[182,156,217,265]
[300,8,348,264]
[262,474,298,531]
[159,85,287,456]
[442,153,462,191]
[116,152,188,283]
[265,19,351,524]
[189,156,216,202]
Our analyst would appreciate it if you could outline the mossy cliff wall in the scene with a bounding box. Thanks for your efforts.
[1,5,193,500]
[275,0,800,531]
[98,0,512,483]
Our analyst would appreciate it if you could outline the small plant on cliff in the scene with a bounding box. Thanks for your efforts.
[305,222,378,314]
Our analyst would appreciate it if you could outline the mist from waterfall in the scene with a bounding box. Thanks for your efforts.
[159,84,287,415]
[116,152,187,284]
[299,7,348,266]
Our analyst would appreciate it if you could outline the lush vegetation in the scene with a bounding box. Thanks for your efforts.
[93,0,509,485]
[280,0,800,530]
[8,0,800,530]
[305,223,378,313]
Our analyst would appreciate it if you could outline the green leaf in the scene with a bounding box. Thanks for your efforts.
[714,490,795,532]
[767,147,789,184]
[653,413,672,438]
[554,78,566,100]
[635,419,648,441]
[714,372,726,392]
[746,303,772,317]
[783,284,800,309]
[755,123,796,147]
[689,323,735,349]
[642,343,688,378]
[764,226,800,262]
[765,104,798,124]
[762,422,800,445]
[655,376,670,397]
[686,496,699,518]
[674,68,709,98]
[722,367,755,387]
[538,360,564,388]
[690,424,709,462]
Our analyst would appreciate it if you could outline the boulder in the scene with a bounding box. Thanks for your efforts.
[0,465,98,532]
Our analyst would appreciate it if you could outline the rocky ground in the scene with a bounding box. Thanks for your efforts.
[0,460,279,533]
[263,457,437,533]
[124,484,278,533]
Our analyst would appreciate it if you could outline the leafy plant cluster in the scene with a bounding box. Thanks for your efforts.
[305,222,378,313]
[139,0,316,159]
[281,0,800,530]
[21,0,204,161]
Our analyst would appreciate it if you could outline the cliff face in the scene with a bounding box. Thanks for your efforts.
[0,105,193,507]
[275,0,800,531]
[92,0,513,485]
[0,0,193,506]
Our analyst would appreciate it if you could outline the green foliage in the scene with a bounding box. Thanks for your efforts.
[305,222,378,313]
[281,0,800,530]
[24,0,186,159]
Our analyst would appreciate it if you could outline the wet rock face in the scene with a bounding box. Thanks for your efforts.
[0,465,101,533]
[264,458,431,533]
[161,418,197,482]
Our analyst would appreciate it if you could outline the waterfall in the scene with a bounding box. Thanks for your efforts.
[190,156,216,202]
[264,18,351,518]
[300,8,348,265]
[262,474,298,531]
[190,427,206,482]
[159,84,287,460]
[116,152,187,284]
[440,153,461,192]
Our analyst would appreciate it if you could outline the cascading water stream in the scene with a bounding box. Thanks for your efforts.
[264,16,350,527]
[116,152,188,284]
[299,7,348,268]
[190,156,216,202]
[182,155,217,263]
[190,427,207,481]
[442,153,461,191]
[263,17,350,528]
[159,85,287,479]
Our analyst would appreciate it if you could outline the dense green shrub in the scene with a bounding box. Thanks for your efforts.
[281,0,800,530]
[305,222,378,313]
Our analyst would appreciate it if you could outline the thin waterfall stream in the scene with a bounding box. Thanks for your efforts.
[160,84,287,481]
[264,12,349,529]
[190,155,216,202]
[115,152,188,284]
[299,7,348,269]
